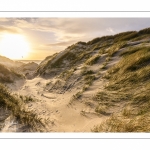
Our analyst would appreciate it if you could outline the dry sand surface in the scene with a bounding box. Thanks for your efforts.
[2,46,127,132]
[7,77,107,132]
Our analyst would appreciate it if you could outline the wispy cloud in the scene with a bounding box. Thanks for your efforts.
[106,27,115,34]
[6,18,150,42]
[1,18,150,59]
[0,25,22,34]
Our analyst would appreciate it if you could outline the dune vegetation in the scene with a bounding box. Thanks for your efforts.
[92,43,150,132]
[0,84,47,132]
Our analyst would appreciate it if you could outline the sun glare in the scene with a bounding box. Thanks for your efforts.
[0,34,31,60]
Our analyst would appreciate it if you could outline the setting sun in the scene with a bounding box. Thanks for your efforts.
[0,34,30,60]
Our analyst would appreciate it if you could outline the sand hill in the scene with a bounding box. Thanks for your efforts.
[0,27,150,132]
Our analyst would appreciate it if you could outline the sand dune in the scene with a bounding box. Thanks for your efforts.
[3,45,125,132]
[1,28,150,132]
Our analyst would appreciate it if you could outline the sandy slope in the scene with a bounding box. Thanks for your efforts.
[8,77,106,132]
[4,43,143,132]
[3,47,128,132]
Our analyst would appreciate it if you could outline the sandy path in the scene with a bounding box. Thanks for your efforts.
[6,77,105,132]
[3,47,132,132]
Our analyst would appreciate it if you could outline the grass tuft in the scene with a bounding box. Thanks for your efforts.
[85,54,101,65]
[92,114,150,132]
[0,84,47,132]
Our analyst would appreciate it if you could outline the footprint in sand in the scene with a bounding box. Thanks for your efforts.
[28,104,32,107]
[42,110,46,114]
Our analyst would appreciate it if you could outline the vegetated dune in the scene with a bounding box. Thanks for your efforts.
[0,56,26,91]
[0,27,150,132]
[0,55,24,68]
[0,64,24,84]
[0,55,26,83]
[18,62,38,79]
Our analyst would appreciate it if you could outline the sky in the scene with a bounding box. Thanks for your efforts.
[0,18,150,60]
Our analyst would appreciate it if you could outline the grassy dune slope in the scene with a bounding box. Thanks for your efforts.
[0,84,47,132]
[92,44,150,132]
[0,64,24,83]
[34,27,150,132]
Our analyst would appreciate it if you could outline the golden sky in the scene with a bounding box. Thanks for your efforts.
[0,18,150,60]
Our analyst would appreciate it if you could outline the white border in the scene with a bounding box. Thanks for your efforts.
[0,0,150,11]
[0,12,150,18]
[0,133,150,138]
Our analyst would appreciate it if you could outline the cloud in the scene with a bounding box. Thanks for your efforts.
[0,18,10,22]
[106,27,115,34]
[0,25,22,34]
[12,18,150,43]
[12,18,103,42]
[1,18,150,60]
[3,18,150,35]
